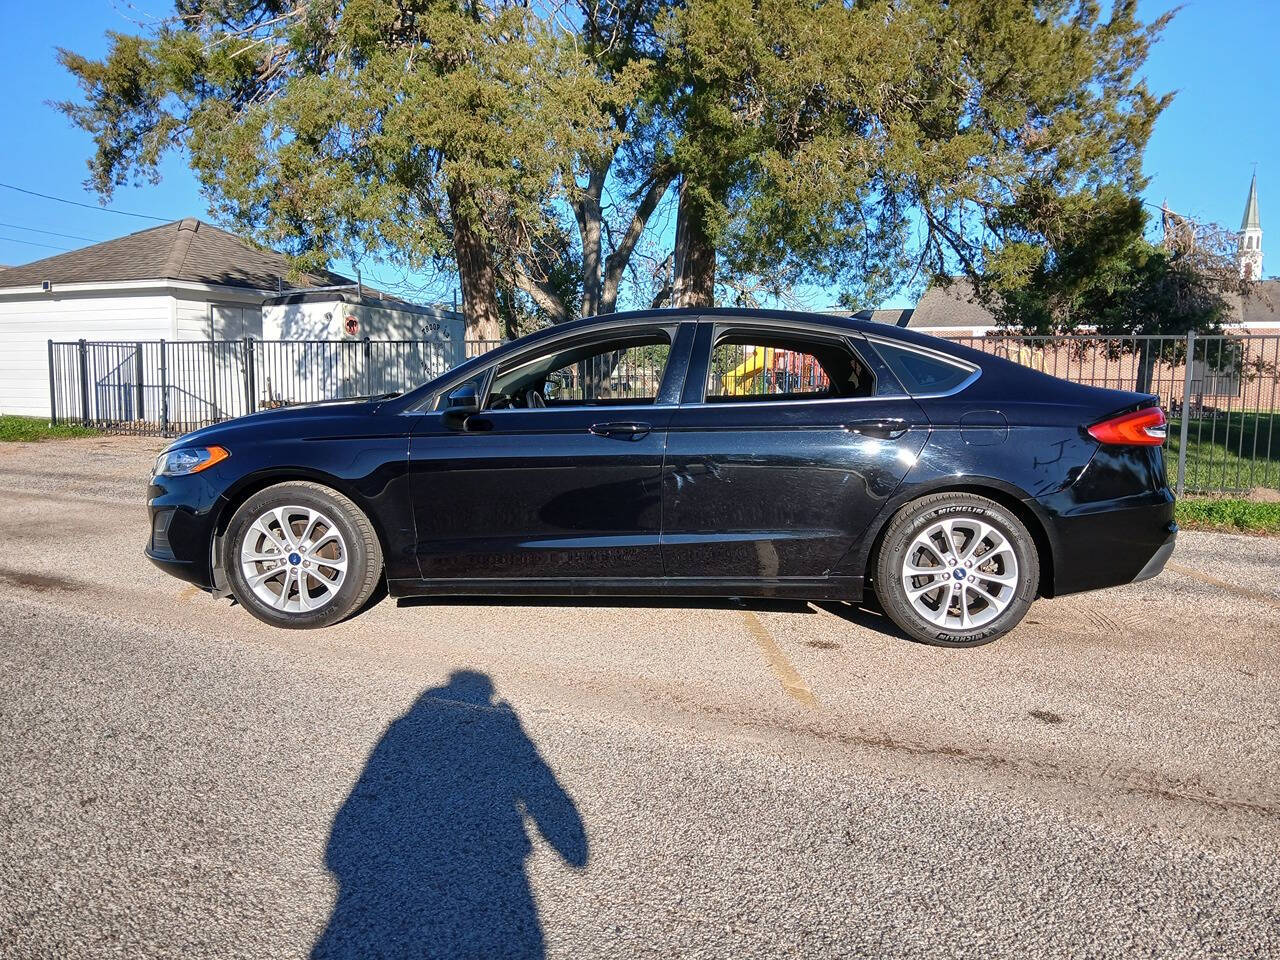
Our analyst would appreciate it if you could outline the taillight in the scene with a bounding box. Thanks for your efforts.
[1087,407,1167,446]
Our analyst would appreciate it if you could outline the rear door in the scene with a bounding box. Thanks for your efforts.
[661,321,929,581]
[408,322,693,581]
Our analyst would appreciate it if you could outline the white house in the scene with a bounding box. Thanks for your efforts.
[257,288,466,404]
[0,217,350,417]
[0,218,465,419]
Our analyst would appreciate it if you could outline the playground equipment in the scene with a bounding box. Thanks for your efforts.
[720,346,828,395]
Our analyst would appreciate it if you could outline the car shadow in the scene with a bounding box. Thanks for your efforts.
[396,593,915,642]
[813,596,913,641]
[312,670,588,960]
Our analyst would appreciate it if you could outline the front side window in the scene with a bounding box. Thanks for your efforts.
[487,331,672,409]
[704,333,875,402]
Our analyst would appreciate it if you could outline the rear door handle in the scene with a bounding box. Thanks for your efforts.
[846,418,910,440]
[590,421,652,440]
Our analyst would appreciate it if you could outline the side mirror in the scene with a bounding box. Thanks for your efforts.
[442,382,480,429]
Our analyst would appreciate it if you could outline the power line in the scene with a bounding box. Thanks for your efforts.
[0,182,170,222]
[0,234,73,252]
[0,221,104,243]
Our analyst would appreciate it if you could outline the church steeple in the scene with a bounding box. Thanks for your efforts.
[1239,171,1262,280]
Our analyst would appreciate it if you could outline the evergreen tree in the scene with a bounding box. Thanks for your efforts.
[57,0,629,339]
[658,0,1171,308]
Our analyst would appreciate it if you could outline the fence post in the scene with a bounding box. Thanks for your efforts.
[135,341,145,421]
[47,340,58,425]
[244,337,257,413]
[77,339,91,426]
[159,338,169,435]
[1177,330,1195,498]
[207,340,218,424]
[363,336,372,396]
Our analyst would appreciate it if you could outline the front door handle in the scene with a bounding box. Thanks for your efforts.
[846,418,910,440]
[589,421,652,440]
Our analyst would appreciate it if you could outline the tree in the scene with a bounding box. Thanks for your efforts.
[991,190,1245,336]
[57,0,628,339]
[988,190,1254,392]
[655,0,1171,309]
[490,0,681,326]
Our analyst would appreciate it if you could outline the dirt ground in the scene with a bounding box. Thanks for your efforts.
[1,435,1277,959]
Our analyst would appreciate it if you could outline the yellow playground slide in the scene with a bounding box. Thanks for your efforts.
[721,346,774,395]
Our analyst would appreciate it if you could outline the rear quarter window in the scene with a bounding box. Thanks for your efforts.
[872,341,976,395]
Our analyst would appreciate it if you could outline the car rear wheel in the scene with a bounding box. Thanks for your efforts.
[874,493,1039,647]
[224,482,383,629]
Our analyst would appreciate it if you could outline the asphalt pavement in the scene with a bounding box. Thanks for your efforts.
[0,435,1277,959]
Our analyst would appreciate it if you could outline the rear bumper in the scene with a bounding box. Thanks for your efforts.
[1046,500,1176,596]
[1130,529,1177,584]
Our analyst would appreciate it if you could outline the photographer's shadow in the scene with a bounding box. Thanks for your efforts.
[314,671,588,959]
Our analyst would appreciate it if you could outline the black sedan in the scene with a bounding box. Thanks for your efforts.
[146,308,1175,646]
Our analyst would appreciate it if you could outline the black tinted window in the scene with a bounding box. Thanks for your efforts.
[872,342,975,395]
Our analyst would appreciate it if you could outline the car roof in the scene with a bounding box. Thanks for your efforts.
[390,305,1068,412]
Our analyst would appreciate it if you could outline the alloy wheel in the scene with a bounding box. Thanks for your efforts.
[239,505,349,614]
[899,516,1019,631]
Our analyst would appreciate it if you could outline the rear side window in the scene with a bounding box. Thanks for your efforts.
[872,341,976,395]
[705,333,875,402]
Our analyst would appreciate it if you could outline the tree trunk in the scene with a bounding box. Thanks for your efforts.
[1135,338,1155,394]
[574,166,607,319]
[600,169,675,315]
[672,179,716,307]
[448,183,502,342]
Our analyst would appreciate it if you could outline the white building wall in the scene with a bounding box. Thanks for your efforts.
[260,299,465,401]
[174,293,264,341]
[0,289,173,417]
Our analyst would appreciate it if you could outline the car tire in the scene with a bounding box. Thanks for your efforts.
[224,481,383,629]
[873,492,1039,647]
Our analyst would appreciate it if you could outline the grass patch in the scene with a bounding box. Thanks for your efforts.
[1176,498,1280,536]
[1168,412,1280,492]
[0,415,97,442]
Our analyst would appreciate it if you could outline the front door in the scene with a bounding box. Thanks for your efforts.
[661,323,929,582]
[408,323,691,581]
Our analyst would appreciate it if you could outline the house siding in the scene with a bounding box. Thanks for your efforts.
[0,284,271,418]
[0,289,172,417]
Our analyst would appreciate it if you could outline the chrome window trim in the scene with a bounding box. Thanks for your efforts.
[681,394,896,410]
[860,332,982,399]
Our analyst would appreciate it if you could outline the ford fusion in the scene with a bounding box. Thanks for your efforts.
[146,308,1175,646]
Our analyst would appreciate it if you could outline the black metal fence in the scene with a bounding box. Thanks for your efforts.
[943,333,1280,495]
[48,337,502,437]
[47,331,1280,494]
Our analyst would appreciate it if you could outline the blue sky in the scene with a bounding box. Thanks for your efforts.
[0,0,1274,309]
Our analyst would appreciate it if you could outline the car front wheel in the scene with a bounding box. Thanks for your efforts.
[224,482,383,629]
[874,493,1039,647]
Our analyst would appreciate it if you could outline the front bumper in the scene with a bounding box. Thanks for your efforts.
[146,475,225,591]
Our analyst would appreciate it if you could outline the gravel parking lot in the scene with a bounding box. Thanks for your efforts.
[1,435,1278,959]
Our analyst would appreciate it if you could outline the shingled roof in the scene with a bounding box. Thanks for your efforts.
[907,278,1002,329]
[0,218,351,291]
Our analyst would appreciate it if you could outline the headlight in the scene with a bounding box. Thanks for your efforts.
[153,445,229,477]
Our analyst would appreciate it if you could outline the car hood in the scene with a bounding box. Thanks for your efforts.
[164,396,401,450]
